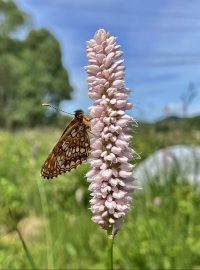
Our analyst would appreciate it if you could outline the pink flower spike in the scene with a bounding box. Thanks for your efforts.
[86,29,137,234]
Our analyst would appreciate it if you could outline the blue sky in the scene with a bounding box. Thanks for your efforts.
[16,0,200,121]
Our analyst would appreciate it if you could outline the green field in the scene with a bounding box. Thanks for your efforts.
[0,120,200,269]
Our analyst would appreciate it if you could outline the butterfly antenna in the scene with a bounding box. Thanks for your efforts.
[42,103,74,115]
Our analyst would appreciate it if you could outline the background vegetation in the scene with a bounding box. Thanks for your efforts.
[0,1,200,269]
[0,121,200,269]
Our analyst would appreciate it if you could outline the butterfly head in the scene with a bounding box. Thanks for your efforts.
[74,109,84,120]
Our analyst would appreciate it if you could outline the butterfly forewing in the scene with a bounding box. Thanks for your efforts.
[41,112,90,179]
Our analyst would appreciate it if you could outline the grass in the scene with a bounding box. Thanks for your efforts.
[0,124,200,269]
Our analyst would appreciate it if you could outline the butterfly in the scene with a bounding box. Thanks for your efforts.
[41,109,91,179]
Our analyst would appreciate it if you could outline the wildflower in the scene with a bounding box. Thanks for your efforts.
[85,29,136,234]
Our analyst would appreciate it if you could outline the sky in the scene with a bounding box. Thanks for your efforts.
[16,0,200,121]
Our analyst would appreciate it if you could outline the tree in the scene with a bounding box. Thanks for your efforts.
[0,0,27,35]
[0,0,73,128]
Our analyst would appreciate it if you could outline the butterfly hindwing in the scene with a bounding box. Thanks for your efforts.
[59,125,90,172]
[41,113,90,179]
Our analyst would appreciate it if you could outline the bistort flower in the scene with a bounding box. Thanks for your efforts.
[85,29,136,234]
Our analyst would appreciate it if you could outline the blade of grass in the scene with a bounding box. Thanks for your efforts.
[16,227,38,270]
[8,208,38,269]
[36,179,54,269]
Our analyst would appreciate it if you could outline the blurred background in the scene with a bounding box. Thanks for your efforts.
[0,0,200,269]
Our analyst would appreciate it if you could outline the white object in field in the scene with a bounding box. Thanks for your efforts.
[134,145,200,185]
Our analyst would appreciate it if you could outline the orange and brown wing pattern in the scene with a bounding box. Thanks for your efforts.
[41,116,90,179]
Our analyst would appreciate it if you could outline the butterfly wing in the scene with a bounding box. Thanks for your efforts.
[41,120,90,179]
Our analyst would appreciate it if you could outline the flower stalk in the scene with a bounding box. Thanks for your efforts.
[86,28,137,269]
[107,228,114,270]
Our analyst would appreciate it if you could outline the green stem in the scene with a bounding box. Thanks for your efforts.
[107,229,114,270]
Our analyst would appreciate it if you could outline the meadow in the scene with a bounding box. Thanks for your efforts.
[0,118,200,269]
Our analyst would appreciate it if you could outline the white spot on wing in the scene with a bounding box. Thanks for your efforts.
[71,130,77,137]
[80,148,85,153]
